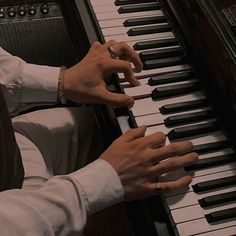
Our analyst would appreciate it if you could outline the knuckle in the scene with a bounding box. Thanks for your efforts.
[93,41,100,46]
[156,132,166,143]
[124,61,132,70]
[97,57,108,68]
[189,152,199,161]
[169,158,181,168]
[118,41,128,48]
[97,60,104,69]
[107,40,116,45]
[185,140,194,149]
[169,143,181,154]
[125,128,137,136]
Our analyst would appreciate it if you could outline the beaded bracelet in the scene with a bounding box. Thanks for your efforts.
[57,66,67,105]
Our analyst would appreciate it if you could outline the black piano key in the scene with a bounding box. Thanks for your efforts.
[160,99,208,114]
[164,109,214,127]
[143,56,186,70]
[149,70,193,86]
[140,47,184,61]
[118,3,161,14]
[128,24,171,36]
[168,122,220,141]
[124,16,167,27]
[185,153,236,171]
[192,176,236,193]
[115,0,156,6]
[133,38,179,50]
[192,140,230,154]
[152,82,201,99]
[205,207,236,223]
[199,191,236,207]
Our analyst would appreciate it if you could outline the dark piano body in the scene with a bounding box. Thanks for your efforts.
[0,0,235,235]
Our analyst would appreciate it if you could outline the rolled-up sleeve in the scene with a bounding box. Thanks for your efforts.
[0,47,60,115]
[0,159,124,236]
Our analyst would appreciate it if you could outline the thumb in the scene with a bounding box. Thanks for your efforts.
[97,88,135,108]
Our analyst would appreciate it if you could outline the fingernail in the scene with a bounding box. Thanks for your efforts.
[134,80,141,86]
[127,98,135,108]
[132,68,142,73]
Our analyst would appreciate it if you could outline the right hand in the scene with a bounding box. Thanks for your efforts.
[99,126,198,201]
[63,41,143,108]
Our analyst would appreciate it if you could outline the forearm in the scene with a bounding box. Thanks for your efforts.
[0,160,124,236]
[0,47,59,116]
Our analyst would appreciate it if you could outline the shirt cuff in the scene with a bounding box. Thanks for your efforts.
[69,159,124,215]
[21,63,60,104]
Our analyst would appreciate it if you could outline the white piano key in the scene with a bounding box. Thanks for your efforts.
[199,148,234,160]
[145,119,217,136]
[117,116,131,133]
[125,38,177,49]
[98,12,164,28]
[172,202,236,223]
[166,186,236,210]
[136,113,164,126]
[122,73,198,88]
[177,217,236,236]
[99,18,128,28]
[190,169,236,193]
[93,5,120,14]
[165,168,236,197]
[96,10,158,21]
[90,0,114,7]
[189,131,227,146]
[192,167,236,185]
[102,23,169,36]
[198,226,236,236]
[135,107,211,126]
[121,65,190,80]
[135,45,181,55]
[131,92,206,116]
[105,31,174,43]
[190,162,236,178]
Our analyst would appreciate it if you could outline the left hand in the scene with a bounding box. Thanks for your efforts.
[63,40,143,107]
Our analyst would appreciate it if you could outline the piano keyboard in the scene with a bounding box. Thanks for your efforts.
[89,0,236,235]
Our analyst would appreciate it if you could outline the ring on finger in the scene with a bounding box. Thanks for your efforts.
[156,181,162,194]
[107,46,119,59]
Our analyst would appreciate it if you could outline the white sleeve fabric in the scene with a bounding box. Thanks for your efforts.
[0,159,124,236]
[0,47,60,116]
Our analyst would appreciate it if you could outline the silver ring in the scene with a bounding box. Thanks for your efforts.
[156,182,162,194]
[156,182,162,190]
[107,46,119,59]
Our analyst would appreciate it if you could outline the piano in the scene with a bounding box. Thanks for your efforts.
[0,0,235,235]
[67,0,236,235]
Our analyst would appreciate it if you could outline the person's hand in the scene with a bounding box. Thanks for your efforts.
[63,40,143,108]
[99,126,198,201]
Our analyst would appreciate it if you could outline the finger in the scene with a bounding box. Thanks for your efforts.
[149,140,193,162]
[112,42,143,71]
[105,59,140,86]
[94,86,135,108]
[118,126,147,143]
[150,175,193,194]
[151,152,198,176]
[142,132,166,149]
[105,40,117,47]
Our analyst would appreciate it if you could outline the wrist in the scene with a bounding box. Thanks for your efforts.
[57,66,67,104]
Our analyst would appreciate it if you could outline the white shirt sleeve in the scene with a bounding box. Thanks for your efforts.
[0,47,60,116]
[0,159,124,236]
